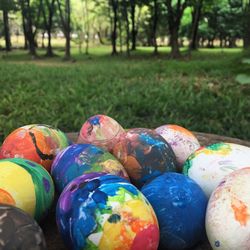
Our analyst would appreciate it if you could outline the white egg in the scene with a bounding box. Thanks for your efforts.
[183,143,250,197]
[206,167,250,250]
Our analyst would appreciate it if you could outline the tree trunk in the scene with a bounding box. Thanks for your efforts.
[45,0,56,57]
[166,0,187,58]
[46,28,53,56]
[152,0,158,55]
[130,0,136,51]
[84,0,89,55]
[97,31,104,45]
[228,37,237,48]
[3,10,11,51]
[243,32,250,49]
[111,0,118,55]
[118,17,123,53]
[27,33,37,57]
[122,0,130,56]
[20,0,38,57]
[42,32,45,49]
[65,32,71,59]
[85,32,89,55]
[243,4,250,49]
[21,10,28,50]
[26,23,37,56]
[189,0,203,51]
[57,0,71,59]
[65,0,71,59]
[170,26,180,58]
[219,37,223,48]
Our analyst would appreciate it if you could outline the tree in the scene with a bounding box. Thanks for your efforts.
[19,0,42,56]
[122,0,130,55]
[57,0,71,60]
[0,0,17,51]
[152,0,159,54]
[109,0,119,55]
[92,0,110,45]
[189,0,203,50]
[198,0,243,48]
[41,0,56,56]
[130,0,136,50]
[165,0,189,58]
[243,0,250,49]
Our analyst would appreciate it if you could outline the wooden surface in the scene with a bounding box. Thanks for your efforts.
[42,132,250,250]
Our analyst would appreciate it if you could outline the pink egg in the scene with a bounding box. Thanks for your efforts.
[77,114,125,152]
[155,124,200,171]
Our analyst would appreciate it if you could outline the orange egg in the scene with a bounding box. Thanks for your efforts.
[0,124,70,171]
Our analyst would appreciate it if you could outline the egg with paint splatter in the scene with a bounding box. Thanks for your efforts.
[112,128,177,188]
[0,124,70,171]
[183,143,250,197]
[51,144,129,193]
[0,204,47,249]
[155,124,200,171]
[56,174,159,250]
[206,167,250,250]
[0,158,54,221]
[77,114,125,152]
[141,172,207,250]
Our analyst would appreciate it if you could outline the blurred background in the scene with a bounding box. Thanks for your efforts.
[0,0,249,141]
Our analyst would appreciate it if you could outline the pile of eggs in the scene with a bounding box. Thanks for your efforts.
[0,115,250,250]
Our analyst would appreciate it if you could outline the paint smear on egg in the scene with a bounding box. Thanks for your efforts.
[231,196,250,226]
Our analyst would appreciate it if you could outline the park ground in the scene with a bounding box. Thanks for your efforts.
[0,46,249,142]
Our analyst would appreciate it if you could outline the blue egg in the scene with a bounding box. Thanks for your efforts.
[141,172,207,250]
[51,144,129,193]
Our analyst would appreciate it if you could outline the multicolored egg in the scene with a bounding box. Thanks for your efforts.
[0,124,70,171]
[112,128,177,188]
[77,114,125,152]
[57,174,159,250]
[0,204,47,249]
[206,167,250,250]
[141,173,207,250]
[183,142,250,197]
[0,158,54,221]
[155,124,200,171]
[51,144,129,193]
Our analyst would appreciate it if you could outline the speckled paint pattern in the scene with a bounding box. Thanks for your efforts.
[206,167,250,250]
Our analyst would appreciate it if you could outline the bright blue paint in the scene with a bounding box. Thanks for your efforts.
[141,172,207,250]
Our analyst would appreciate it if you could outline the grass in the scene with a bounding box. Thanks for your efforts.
[0,46,249,142]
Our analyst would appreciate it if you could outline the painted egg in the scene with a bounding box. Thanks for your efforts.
[77,114,125,152]
[141,173,207,250]
[56,174,159,250]
[0,204,47,249]
[183,142,250,197]
[112,128,177,188]
[206,167,250,250]
[155,124,200,171]
[0,158,54,221]
[51,144,129,193]
[0,124,70,171]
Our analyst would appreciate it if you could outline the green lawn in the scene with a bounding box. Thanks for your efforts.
[0,46,249,142]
